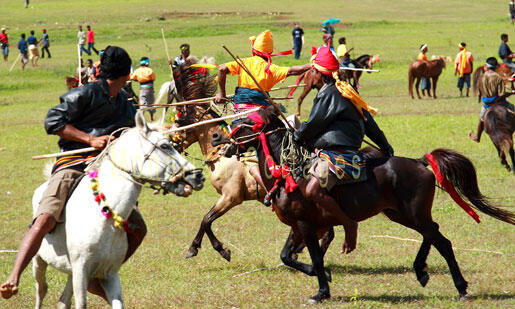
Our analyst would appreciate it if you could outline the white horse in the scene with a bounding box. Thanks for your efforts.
[32,111,205,309]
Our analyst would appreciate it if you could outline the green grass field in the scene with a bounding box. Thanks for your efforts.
[1,0,514,307]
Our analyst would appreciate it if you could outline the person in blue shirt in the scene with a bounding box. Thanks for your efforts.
[17,33,28,70]
[291,23,304,59]
[27,30,39,67]
[41,29,50,59]
[499,33,515,71]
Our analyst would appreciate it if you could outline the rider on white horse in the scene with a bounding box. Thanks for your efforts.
[1,46,146,301]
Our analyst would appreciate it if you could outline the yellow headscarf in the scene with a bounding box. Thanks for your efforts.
[249,30,274,54]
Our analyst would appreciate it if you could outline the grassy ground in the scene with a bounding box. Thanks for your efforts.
[1,0,514,307]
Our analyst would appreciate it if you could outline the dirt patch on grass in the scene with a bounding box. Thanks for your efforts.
[162,11,294,20]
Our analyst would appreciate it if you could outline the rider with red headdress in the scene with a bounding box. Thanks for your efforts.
[293,46,394,253]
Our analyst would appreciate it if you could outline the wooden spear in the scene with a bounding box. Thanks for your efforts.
[222,45,295,131]
[168,107,261,132]
[32,147,97,160]
[8,54,21,73]
[339,67,379,72]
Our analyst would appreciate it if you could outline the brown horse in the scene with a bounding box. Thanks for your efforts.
[290,54,379,116]
[408,56,449,99]
[224,107,515,303]
[169,60,334,261]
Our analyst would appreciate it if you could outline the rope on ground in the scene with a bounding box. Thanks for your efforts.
[232,263,284,278]
[369,235,505,255]
[0,250,17,253]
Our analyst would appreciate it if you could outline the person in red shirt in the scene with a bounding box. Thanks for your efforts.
[0,27,8,62]
[86,25,99,55]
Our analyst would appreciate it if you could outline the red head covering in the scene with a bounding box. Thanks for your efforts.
[312,46,339,76]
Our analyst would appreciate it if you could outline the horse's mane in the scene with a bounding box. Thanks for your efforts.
[173,57,217,101]
[354,54,370,63]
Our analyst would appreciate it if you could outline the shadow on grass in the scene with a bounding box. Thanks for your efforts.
[329,292,514,304]
[326,263,451,275]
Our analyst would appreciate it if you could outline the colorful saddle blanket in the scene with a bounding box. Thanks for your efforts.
[317,149,367,184]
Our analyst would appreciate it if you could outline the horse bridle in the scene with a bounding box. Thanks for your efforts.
[105,129,200,193]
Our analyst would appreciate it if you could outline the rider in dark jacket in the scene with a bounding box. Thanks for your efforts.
[1,46,145,302]
[293,46,393,254]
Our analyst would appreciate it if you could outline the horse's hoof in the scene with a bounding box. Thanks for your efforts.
[417,273,429,287]
[219,248,231,262]
[307,291,330,304]
[459,293,471,302]
[325,268,332,283]
[185,247,198,259]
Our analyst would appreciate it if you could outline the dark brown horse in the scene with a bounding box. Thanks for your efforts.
[408,56,449,99]
[290,54,379,116]
[484,105,515,171]
[224,107,515,303]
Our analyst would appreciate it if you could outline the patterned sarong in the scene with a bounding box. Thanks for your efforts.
[316,149,367,184]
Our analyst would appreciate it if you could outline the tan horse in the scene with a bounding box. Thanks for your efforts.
[408,56,450,99]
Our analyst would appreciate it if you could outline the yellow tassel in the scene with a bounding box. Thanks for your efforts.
[332,71,378,119]
[90,182,98,190]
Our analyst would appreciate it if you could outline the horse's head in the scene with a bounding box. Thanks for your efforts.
[212,106,285,157]
[109,111,205,197]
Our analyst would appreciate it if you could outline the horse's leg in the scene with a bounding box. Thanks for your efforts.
[33,255,48,309]
[432,76,439,99]
[291,227,334,259]
[383,209,431,287]
[415,78,422,99]
[280,228,332,282]
[58,276,73,309]
[423,222,469,299]
[71,262,91,309]
[509,146,515,173]
[100,273,123,309]
[186,193,242,261]
[297,221,331,304]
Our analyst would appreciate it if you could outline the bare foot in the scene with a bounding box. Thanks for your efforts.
[341,221,358,254]
[1,280,18,299]
[469,132,480,143]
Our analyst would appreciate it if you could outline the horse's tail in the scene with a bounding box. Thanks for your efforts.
[472,67,484,98]
[422,148,515,225]
[288,73,306,98]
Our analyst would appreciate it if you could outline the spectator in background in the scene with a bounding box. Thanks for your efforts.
[499,33,515,71]
[77,25,89,56]
[291,22,304,59]
[86,25,99,55]
[17,33,28,70]
[41,29,51,59]
[510,1,515,25]
[86,59,95,81]
[0,28,9,62]
[172,43,190,68]
[454,42,474,97]
[131,57,156,120]
[321,24,335,36]
[27,30,39,67]
[418,44,431,96]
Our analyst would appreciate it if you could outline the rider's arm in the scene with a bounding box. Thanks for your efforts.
[215,64,229,102]
[56,124,113,150]
[294,89,343,143]
[286,63,311,77]
[363,110,394,157]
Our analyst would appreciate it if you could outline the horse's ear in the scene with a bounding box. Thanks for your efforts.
[135,111,150,135]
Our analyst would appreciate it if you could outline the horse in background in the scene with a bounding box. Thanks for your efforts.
[409,56,451,99]
[472,65,515,172]
[289,54,380,117]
